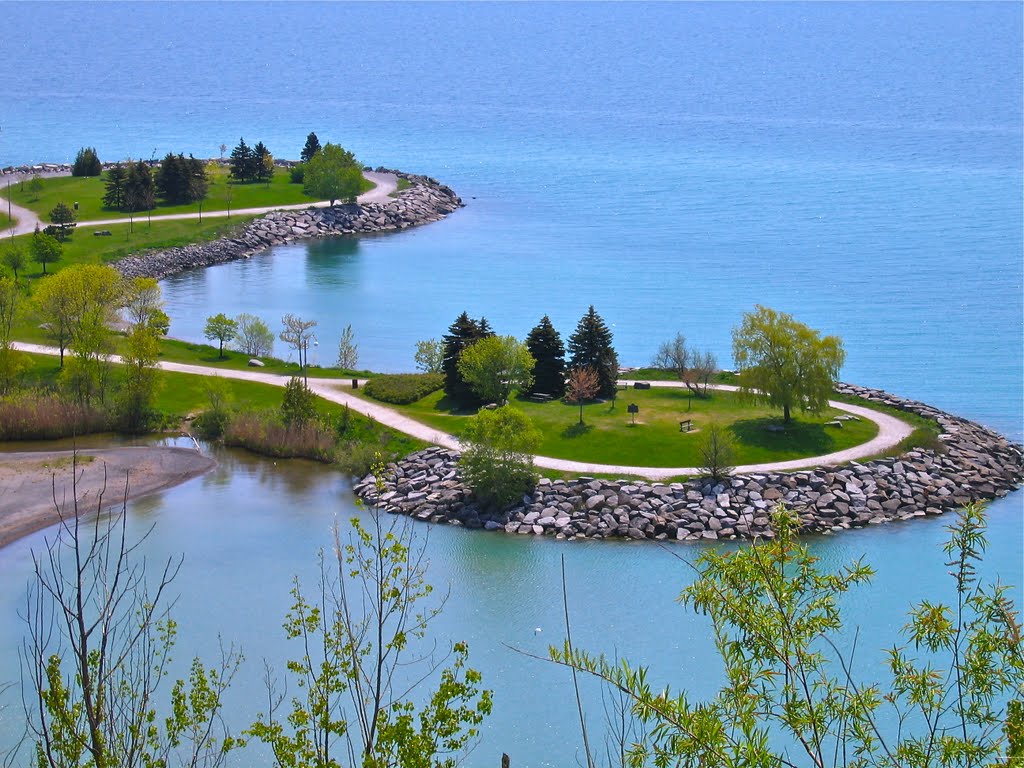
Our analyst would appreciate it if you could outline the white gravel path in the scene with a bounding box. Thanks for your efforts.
[0,171,398,236]
[12,343,913,479]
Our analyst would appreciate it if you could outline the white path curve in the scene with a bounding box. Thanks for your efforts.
[11,343,913,480]
[0,171,397,237]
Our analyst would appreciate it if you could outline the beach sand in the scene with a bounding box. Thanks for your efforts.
[0,446,216,549]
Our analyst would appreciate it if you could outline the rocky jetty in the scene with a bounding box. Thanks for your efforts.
[113,170,462,280]
[353,383,1023,543]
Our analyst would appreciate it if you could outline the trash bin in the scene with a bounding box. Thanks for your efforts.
[352,378,359,389]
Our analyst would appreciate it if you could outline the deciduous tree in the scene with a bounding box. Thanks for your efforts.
[525,314,566,398]
[203,313,237,358]
[732,305,845,423]
[22,465,242,768]
[457,334,535,405]
[29,226,62,274]
[123,276,168,334]
[565,366,599,425]
[302,142,362,205]
[335,323,358,369]
[568,305,618,399]
[234,312,274,357]
[551,503,1023,768]
[697,421,736,480]
[459,405,541,510]
[279,313,317,379]
[414,338,444,374]
[2,242,26,282]
[653,332,718,397]
[247,467,492,764]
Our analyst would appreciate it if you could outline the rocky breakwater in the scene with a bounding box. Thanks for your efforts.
[114,170,462,280]
[353,384,1023,543]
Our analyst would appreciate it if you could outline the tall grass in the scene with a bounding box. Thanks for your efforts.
[0,391,108,440]
[223,412,335,462]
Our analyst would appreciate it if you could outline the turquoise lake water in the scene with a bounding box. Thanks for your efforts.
[0,2,1021,764]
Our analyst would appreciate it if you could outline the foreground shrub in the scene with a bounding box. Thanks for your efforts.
[224,411,335,462]
[364,372,444,405]
[459,405,541,511]
[0,391,108,440]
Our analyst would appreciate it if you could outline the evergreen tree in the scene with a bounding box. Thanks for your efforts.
[102,163,127,210]
[567,305,619,398]
[525,315,566,397]
[71,147,102,177]
[186,154,209,203]
[300,132,321,162]
[48,202,75,241]
[229,137,255,181]
[123,160,155,212]
[442,311,494,406]
[253,141,273,184]
[156,153,185,203]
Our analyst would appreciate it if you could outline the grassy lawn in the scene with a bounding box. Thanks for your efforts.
[391,387,880,468]
[7,215,258,280]
[153,338,374,380]
[0,211,12,230]
[5,165,375,222]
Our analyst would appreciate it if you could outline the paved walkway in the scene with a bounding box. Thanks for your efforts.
[11,343,913,479]
[0,171,397,238]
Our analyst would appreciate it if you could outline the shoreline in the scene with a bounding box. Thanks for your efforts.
[0,446,216,550]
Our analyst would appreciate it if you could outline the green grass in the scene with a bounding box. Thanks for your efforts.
[0,211,12,230]
[16,352,423,456]
[152,338,374,380]
[6,215,259,280]
[4,165,375,223]
[391,387,880,468]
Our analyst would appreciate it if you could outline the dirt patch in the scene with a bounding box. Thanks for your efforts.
[0,446,216,549]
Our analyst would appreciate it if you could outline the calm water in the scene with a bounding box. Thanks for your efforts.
[1,2,1022,764]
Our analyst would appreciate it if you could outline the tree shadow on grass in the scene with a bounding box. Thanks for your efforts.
[428,395,480,417]
[730,418,834,455]
[562,422,593,439]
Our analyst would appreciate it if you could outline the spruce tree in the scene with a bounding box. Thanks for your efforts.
[186,155,209,203]
[253,142,273,184]
[301,132,321,163]
[525,315,566,397]
[567,305,619,398]
[124,160,155,212]
[72,147,102,177]
[156,153,184,203]
[103,164,127,210]
[229,138,254,181]
[442,312,494,406]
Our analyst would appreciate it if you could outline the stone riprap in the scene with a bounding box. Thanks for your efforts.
[112,169,462,280]
[353,384,1023,543]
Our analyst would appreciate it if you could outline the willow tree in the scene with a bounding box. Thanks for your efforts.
[731,305,845,423]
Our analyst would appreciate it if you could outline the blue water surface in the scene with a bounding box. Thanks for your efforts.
[0,3,1021,765]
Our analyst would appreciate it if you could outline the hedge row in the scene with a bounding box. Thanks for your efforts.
[363,373,444,405]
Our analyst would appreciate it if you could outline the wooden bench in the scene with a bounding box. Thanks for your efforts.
[679,419,693,432]
[527,393,554,403]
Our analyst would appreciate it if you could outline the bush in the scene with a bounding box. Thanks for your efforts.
[697,422,736,481]
[363,372,444,405]
[459,405,541,511]
[289,164,305,184]
[0,391,107,440]
[224,411,335,462]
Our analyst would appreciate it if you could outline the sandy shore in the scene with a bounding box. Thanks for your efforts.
[0,446,216,549]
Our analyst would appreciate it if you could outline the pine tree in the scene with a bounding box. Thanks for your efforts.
[567,305,619,398]
[156,153,185,203]
[229,138,254,181]
[71,147,102,177]
[300,132,321,162]
[186,155,209,203]
[442,311,494,406]
[525,315,566,397]
[124,160,155,212]
[253,142,273,184]
[102,163,127,210]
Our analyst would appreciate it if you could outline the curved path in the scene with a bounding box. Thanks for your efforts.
[11,343,914,480]
[0,171,398,238]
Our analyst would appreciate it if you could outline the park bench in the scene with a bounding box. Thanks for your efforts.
[93,230,112,236]
[527,393,553,402]
[679,419,693,432]
[633,382,651,390]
